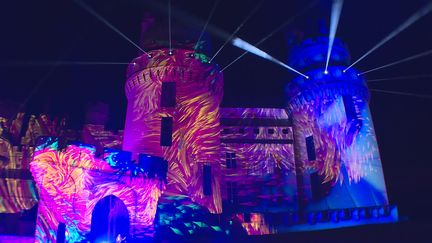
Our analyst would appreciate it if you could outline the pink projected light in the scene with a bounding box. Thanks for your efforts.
[123,48,224,213]
[30,144,165,242]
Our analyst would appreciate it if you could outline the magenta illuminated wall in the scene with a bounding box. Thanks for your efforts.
[122,49,224,213]
[30,143,165,242]
[219,108,297,211]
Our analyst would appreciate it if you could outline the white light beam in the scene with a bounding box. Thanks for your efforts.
[344,2,432,72]
[226,38,309,78]
[370,88,432,99]
[168,0,172,52]
[209,0,263,62]
[359,49,432,75]
[220,1,318,72]
[0,61,131,67]
[194,0,221,51]
[325,0,344,73]
[74,0,150,56]
[367,74,432,83]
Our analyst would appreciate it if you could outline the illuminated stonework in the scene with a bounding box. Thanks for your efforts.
[123,48,223,213]
[286,37,390,210]
[30,141,166,242]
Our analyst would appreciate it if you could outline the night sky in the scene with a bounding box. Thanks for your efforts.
[1,0,432,225]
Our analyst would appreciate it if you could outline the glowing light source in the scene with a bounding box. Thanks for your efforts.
[344,2,432,72]
[325,0,344,73]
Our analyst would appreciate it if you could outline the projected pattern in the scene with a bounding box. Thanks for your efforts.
[0,113,69,213]
[123,48,223,213]
[30,142,166,242]
[287,37,389,209]
[0,140,37,213]
[219,108,297,210]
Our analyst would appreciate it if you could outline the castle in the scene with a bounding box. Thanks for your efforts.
[0,14,397,242]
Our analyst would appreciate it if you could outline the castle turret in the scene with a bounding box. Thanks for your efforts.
[286,37,390,211]
[122,16,223,213]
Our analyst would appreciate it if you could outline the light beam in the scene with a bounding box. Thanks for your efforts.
[359,49,432,75]
[0,61,131,67]
[325,0,344,73]
[194,0,221,51]
[168,0,172,52]
[220,1,318,72]
[73,0,149,56]
[371,88,432,99]
[209,0,263,62]
[224,38,309,78]
[344,2,432,72]
[367,74,432,83]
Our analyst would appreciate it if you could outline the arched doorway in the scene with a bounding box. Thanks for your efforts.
[90,195,129,242]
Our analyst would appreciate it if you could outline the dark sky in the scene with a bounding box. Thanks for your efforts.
[1,0,432,223]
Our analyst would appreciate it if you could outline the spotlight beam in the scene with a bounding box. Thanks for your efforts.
[220,0,318,72]
[325,0,344,73]
[344,2,432,72]
[209,0,263,62]
[194,0,221,51]
[0,61,131,67]
[168,0,172,52]
[73,0,149,56]
[371,88,432,99]
[367,74,432,83]
[359,49,432,75]
[142,0,316,73]
[224,38,309,78]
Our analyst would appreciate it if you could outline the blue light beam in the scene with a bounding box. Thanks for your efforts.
[325,0,344,73]
[344,2,432,72]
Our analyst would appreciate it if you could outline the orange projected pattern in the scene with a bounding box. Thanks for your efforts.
[31,145,165,242]
[0,113,67,213]
[123,49,223,213]
[290,94,381,184]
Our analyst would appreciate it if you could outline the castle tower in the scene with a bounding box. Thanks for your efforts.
[286,37,390,211]
[122,16,223,213]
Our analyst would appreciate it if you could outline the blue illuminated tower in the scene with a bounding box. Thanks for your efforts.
[286,36,397,223]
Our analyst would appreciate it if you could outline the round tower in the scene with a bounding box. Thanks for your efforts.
[286,37,389,210]
[122,16,223,213]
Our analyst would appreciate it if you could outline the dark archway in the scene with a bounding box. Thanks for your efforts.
[90,195,130,242]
